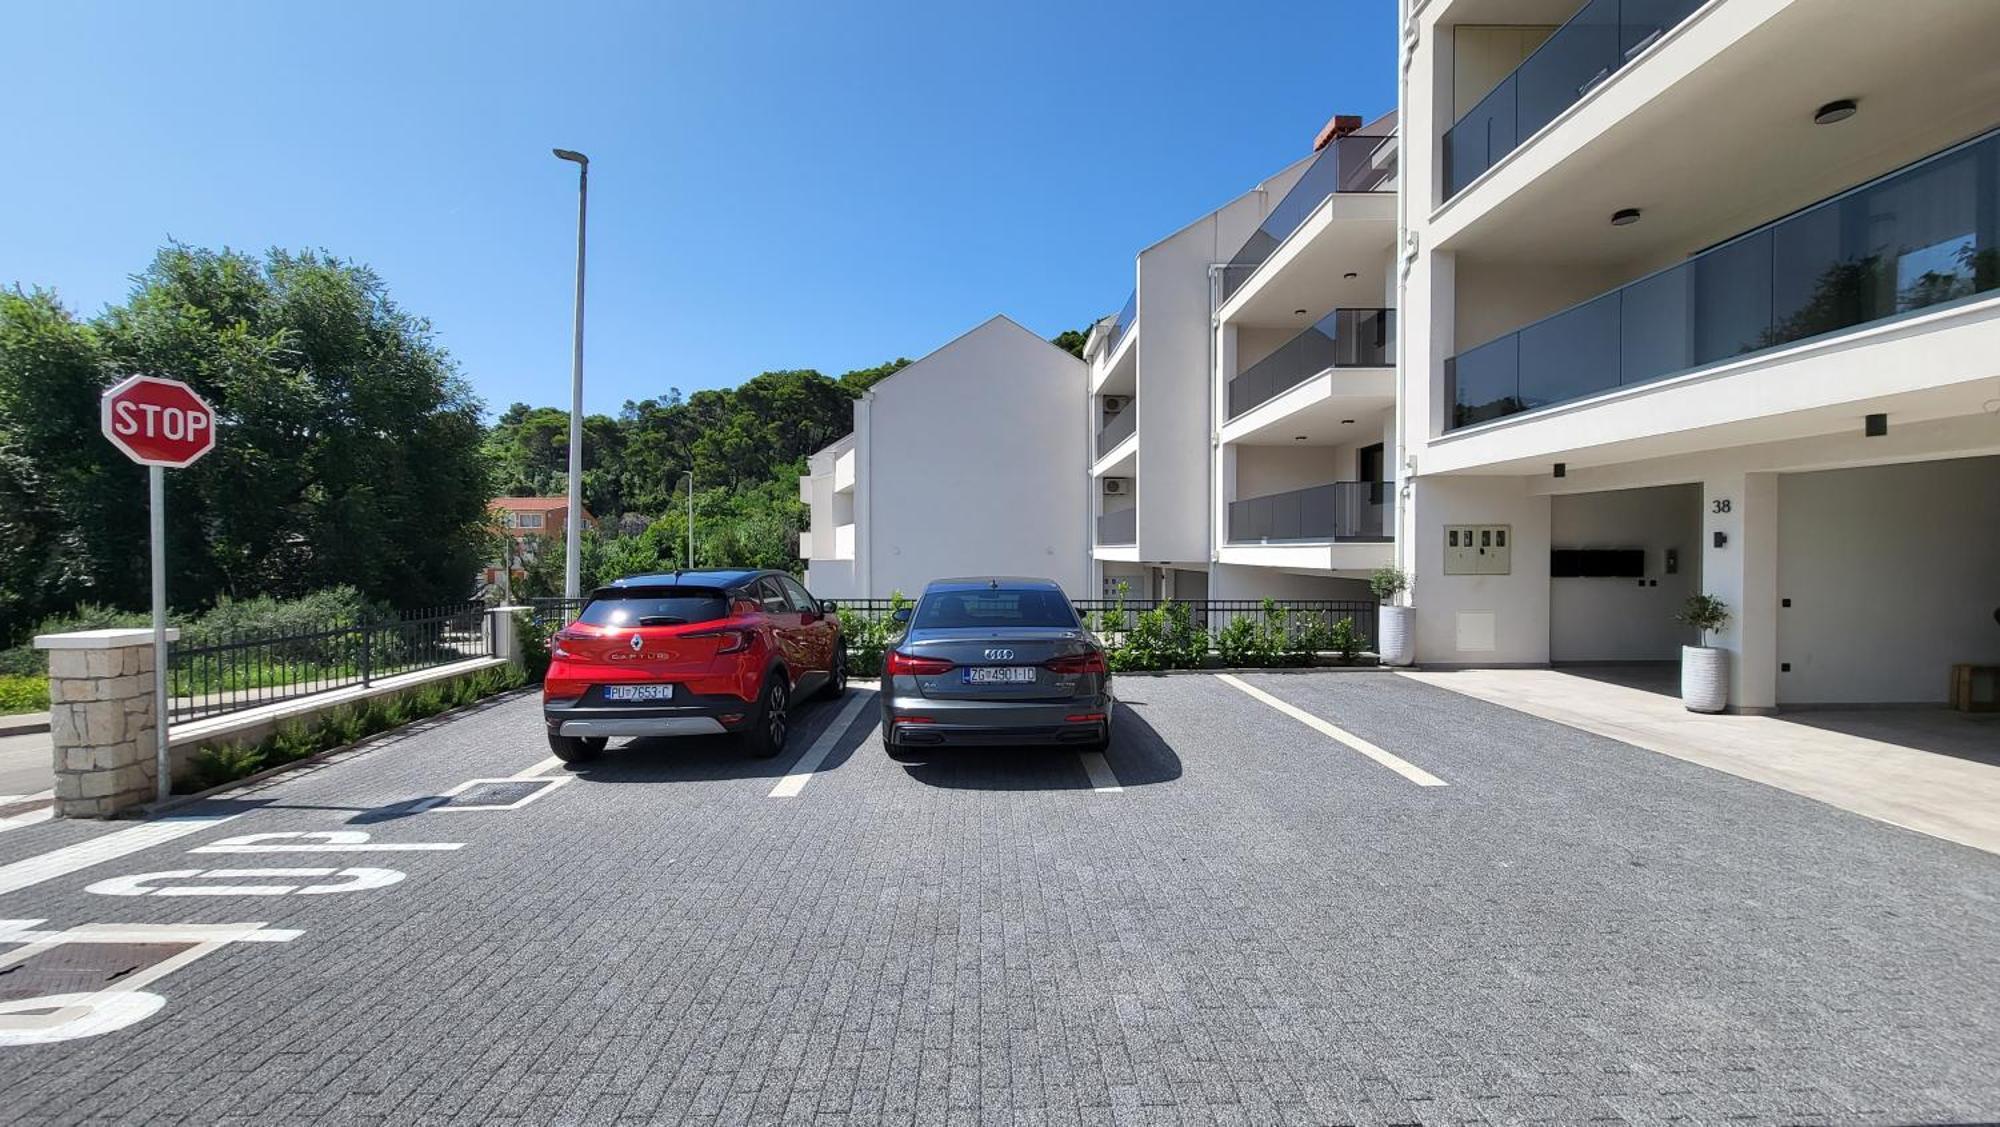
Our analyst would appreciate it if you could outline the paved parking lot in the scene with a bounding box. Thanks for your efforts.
[1,672,1996,1125]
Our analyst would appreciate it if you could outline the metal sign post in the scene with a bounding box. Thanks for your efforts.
[99,375,217,805]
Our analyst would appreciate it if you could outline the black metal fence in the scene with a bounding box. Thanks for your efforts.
[832,597,1378,650]
[168,603,493,724]
[528,598,587,630]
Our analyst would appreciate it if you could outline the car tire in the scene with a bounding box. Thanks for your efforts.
[822,645,848,699]
[547,732,605,764]
[742,674,789,759]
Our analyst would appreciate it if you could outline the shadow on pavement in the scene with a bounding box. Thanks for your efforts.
[564,692,870,784]
[892,701,1182,791]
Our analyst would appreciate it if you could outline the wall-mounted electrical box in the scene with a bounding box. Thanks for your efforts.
[1444,524,1512,575]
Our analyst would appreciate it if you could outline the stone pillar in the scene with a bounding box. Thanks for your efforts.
[33,628,179,818]
[486,606,526,667]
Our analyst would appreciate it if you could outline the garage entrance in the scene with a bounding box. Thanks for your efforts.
[1548,484,1702,670]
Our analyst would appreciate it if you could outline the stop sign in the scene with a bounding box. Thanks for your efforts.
[100,375,217,468]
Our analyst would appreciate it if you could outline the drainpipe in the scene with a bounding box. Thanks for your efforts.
[1394,0,1417,603]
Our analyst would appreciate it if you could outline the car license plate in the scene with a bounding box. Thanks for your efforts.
[963,666,1036,685]
[604,684,673,702]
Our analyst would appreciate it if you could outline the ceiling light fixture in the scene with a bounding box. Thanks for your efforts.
[1339,419,1355,425]
[1343,271,1359,279]
[1813,98,1858,125]
[1294,308,1309,316]
[1611,208,1642,227]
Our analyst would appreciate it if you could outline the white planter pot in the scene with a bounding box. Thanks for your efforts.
[1378,605,1415,667]
[1681,644,1729,713]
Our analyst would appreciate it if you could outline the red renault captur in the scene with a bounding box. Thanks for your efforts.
[541,569,846,763]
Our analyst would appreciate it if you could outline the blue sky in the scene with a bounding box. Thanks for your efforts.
[2,1,1394,417]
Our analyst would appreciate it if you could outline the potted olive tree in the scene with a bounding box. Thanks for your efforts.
[1371,565,1414,667]
[1675,594,1731,713]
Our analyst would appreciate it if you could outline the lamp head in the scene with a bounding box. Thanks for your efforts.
[553,148,589,165]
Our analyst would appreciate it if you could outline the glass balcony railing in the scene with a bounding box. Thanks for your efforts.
[1442,0,1702,199]
[1220,133,1397,301]
[1227,309,1395,419]
[1108,290,1137,356]
[1095,403,1137,457]
[1448,128,2000,430]
[1227,482,1393,543]
[1096,507,1136,546]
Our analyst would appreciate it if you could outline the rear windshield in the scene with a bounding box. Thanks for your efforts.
[913,589,1078,629]
[577,588,728,627]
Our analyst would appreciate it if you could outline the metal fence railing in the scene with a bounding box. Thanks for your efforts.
[528,598,587,630]
[168,603,493,724]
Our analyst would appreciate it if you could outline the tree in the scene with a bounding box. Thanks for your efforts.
[1051,328,1089,359]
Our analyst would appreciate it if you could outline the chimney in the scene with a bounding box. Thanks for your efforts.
[1314,114,1363,152]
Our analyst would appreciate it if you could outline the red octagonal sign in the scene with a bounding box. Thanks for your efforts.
[100,375,217,468]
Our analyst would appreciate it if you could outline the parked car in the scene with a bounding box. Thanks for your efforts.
[542,569,845,763]
[880,577,1112,751]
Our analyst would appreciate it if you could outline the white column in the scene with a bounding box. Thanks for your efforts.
[1701,472,1778,711]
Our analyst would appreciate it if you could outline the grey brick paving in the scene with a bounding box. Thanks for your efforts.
[0,675,1994,1124]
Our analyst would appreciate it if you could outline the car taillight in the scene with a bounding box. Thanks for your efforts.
[550,629,581,660]
[687,629,752,654]
[885,651,955,676]
[1045,651,1107,675]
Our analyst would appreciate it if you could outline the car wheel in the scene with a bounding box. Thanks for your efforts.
[743,675,789,759]
[547,732,605,764]
[823,645,848,699]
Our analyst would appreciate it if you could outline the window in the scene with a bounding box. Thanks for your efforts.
[755,577,793,613]
[514,512,545,530]
[577,588,727,627]
[914,589,1078,629]
[778,576,819,613]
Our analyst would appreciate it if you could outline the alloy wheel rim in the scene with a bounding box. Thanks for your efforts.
[768,683,787,746]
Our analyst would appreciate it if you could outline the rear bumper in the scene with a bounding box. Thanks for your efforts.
[544,691,753,740]
[881,693,1113,747]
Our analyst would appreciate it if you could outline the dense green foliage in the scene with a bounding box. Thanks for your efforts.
[0,245,491,647]
[0,673,47,715]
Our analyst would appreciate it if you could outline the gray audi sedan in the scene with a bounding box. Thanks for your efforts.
[880,577,1113,751]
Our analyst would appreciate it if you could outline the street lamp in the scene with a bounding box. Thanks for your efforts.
[554,147,589,598]
[681,470,695,568]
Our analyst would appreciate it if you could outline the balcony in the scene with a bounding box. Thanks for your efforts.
[1228,310,1394,419]
[1109,290,1136,356]
[834,522,855,560]
[1442,0,1702,200]
[1095,404,1137,459]
[1095,506,1136,547]
[833,448,855,493]
[1448,128,2000,431]
[1220,132,1397,303]
[1227,481,1392,544]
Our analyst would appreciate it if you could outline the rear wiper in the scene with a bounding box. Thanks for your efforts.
[636,616,688,626]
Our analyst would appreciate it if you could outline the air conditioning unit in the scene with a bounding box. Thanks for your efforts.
[1102,396,1130,414]
[1102,477,1131,496]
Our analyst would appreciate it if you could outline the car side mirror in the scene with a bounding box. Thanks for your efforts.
[892,607,912,624]
[820,599,839,614]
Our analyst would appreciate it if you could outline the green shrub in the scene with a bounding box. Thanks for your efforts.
[324,705,366,745]
[1369,566,1409,603]
[376,694,412,728]
[1216,617,1258,667]
[189,743,266,791]
[0,674,49,715]
[494,663,527,691]
[1328,617,1363,665]
[410,685,447,717]
[517,611,554,683]
[1,604,156,674]
[264,721,322,765]
[448,676,479,707]
[1287,612,1329,667]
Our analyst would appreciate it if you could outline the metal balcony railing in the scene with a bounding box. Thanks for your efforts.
[1448,128,2000,429]
[1095,507,1137,546]
[1096,404,1137,457]
[1220,133,1397,301]
[1227,481,1392,543]
[1228,309,1395,419]
[1442,0,1703,199]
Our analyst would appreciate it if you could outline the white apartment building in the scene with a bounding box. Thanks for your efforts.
[1395,0,2000,707]
[800,315,1090,600]
[1083,113,1399,605]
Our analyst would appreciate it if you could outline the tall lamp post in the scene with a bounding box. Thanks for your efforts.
[681,470,695,568]
[554,147,589,598]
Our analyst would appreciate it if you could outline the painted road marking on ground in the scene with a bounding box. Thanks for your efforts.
[85,867,407,897]
[511,756,564,779]
[0,920,299,1046]
[1215,674,1448,788]
[0,814,239,898]
[191,831,464,854]
[0,806,54,833]
[1078,751,1123,792]
[769,691,875,798]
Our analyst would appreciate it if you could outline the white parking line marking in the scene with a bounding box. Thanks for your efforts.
[769,691,875,798]
[1078,752,1123,792]
[0,815,240,897]
[511,756,564,779]
[85,867,407,897]
[1215,674,1448,788]
[0,807,54,833]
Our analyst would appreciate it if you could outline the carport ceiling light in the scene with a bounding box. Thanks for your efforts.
[1814,98,1858,125]
[1611,208,1642,226]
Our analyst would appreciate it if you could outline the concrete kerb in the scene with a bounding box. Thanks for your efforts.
[141,686,540,818]
[0,712,51,737]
